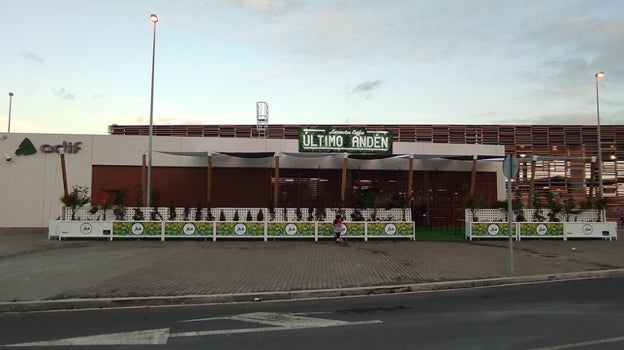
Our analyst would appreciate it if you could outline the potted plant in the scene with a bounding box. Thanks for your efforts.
[363,191,384,221]
[60,185,91,220]
[389,193,408,221]
[350,208,365,221]
[267,200,276,221]
[205,203,215,221]
[562,196,576,222]
[495,200,508,221]
[132,207,144,221]
[464,195,484,222]
[595,197,607,222]
[88,205,99,220]
[544,192,562,222]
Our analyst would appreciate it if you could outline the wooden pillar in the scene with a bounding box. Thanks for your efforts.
[60,152,69,198]
[273,153,280,208]
[207,152,213,205]
[341,153,348,203]
[407,154,414,208]
[470,155,477,196]
[589,156,596,198]
[528,156,536,209]
[142,154,147,205]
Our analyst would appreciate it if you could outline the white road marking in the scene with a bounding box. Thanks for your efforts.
[230,312,352,327]
[5,328,170,347]
[4,312,381,347]
[180,311,331,323]
[171,312,381,338]
[527,335,624,350]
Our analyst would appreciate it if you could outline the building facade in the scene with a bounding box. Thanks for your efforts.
[0,131,504,227]
[110,124,624,219]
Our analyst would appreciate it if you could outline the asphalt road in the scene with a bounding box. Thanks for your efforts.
[1,277,623,349]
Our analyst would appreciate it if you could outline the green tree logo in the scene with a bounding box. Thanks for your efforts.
[15,138,37,156]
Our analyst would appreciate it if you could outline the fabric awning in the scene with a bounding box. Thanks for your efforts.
[155,150,503,161]
[220,152,275,158]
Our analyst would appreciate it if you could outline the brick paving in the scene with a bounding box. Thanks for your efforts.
[0,228,623,307]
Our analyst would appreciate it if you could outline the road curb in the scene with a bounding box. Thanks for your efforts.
[2,268,624,313]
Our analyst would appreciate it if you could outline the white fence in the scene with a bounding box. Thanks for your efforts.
[60,207,412,222]
[465,208,605,223]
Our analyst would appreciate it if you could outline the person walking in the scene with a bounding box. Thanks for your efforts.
[333,214,345,243]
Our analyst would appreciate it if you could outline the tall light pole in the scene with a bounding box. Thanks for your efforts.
[595,71,605,199]
[146,13,158,209]
[8,92,13,133]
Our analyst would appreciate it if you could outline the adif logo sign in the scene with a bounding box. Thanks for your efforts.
[15,138,37,156]
[14,138,82,157]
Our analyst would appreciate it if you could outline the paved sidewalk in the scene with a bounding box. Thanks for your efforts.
[0,228,623,312]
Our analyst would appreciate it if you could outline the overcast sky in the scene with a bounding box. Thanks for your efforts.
[1,0,623,135]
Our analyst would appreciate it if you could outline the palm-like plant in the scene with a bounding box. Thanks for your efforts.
[60,185,90,220]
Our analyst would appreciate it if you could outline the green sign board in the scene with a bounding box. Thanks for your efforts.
[299,128,393,154]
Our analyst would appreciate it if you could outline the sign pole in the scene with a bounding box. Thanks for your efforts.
[507,159,514,273]
[503,154,518,274]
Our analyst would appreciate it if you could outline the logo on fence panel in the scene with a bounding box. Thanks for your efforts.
[80,223,93,235]
[183,223,196,235]
[235,223,247,235]
[582,224,593,235]
[536,224,547,236]
[384,223,396,235]
[487,224,500,236]
[131,223,144,235]
[285,223,297,235]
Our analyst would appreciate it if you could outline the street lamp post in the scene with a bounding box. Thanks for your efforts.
[8,92,13,133]
[595,71,605,199]
[146,13,158,209]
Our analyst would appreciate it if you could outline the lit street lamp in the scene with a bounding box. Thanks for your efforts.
[595,71,605,199]
[8,92,13,133]
[146,13,158,209]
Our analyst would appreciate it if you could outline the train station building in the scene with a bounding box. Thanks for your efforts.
[1,123,622,227]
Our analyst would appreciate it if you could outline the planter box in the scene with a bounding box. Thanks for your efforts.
[565,222,617,240]
[469,222,516,240]
[468,221,618,240]
[518,222,564,239]
[48,220,415,241]
[48,220,112,240]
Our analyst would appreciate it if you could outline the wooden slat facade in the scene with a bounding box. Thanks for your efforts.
[108,124,624,219]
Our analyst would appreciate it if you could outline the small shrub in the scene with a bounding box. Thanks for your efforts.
[132,207,144,221]
[60,185,91,220]
[350,208,365,221]
[114,206,126,220]
[168,202,176,221]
